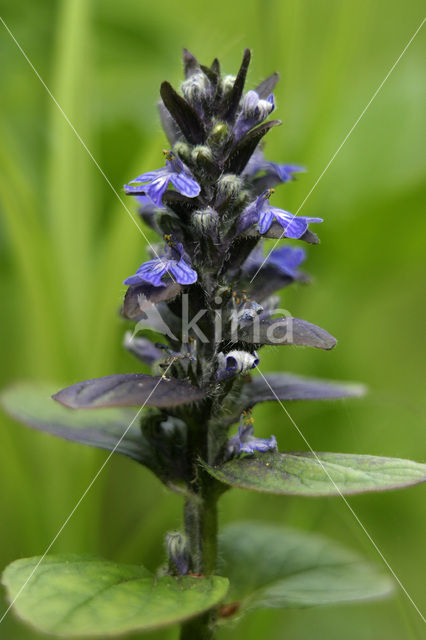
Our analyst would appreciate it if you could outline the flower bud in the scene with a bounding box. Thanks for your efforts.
[217,174,243,199]
[222,74,236,94]
[181,72,209,104]
[217,349,259,380]
[166,531,189,576]
[242,90,274,121]
[192,207,219,236]
[238,301,264,322]
[173,141,191,163]
[209,121,229,145]
[191,145,214,172]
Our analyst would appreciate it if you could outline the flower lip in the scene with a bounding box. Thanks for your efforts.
[124,151,201,207]
[123,240,197,288]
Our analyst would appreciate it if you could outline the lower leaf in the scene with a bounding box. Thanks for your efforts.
[218,522,392,616]
[2,555,229,637]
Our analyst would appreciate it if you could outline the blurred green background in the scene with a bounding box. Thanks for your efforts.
[0,0,425,638]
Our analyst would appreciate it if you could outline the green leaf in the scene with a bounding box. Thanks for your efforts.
[218,521,392,615]
[2,555,229,637]
[1,383,147,463]
[205,451,426,496]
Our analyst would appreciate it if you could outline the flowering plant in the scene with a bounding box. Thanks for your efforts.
[1,48,425,640]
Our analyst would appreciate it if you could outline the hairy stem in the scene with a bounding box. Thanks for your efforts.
[180,478,219,639]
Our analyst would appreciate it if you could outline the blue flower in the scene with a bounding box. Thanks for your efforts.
[244,244,306,278]
[238,190,323,238]
[233,90,275,140]
[124,151,201,207]
[124,241,197,288]
[243,148,304,184]
[227,413,277,458]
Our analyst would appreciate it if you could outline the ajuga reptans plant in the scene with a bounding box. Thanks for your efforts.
[2,48,425,640]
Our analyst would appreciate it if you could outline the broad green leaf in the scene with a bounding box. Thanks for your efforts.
[1,383,146,463]
[53,373,206,409]
[205,451,426,496]
[218,521,392,614]
[2,555,229,637]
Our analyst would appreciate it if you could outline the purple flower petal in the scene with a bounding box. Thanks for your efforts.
[132,169,165,182]
[268,246,306,276]
[237,200,259,234]
[239,434,277,454]
[284,215,323,239]
[169,171,201,198]
[279,215,309,239]
[226,418,277,458]
[267,162,305,182]
[145,176,170,206]
[258,209,274,234]
[124,183,147,194]
[169,260,198,285]
[124,258,169,287]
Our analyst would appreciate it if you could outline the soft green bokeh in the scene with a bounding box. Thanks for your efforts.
[0,1,425,639]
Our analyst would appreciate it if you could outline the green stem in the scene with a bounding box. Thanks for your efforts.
[180,479,219,639]
[179,611,215,640]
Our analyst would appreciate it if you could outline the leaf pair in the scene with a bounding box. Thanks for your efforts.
[2,522,392,636]
[2,383,425,496]
[0,373,363,466]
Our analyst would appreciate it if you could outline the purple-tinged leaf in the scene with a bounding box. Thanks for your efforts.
[254,72,280,99]
[224,120,281,175]
[53,374,206,409]
[299,229,320,244]
[1,383,146,463]
[248,267,308,301]
[210,57,221,76]
[237,317,337,350]
[242,373,366,406]
[162,191,200,218]
[205,451,426,496]
[183,48,201,78]
[123,334,163,366]
[221,374,365,427]
[242,222,320,244]
[221,48,251,121]
[158,101,182,145]
[122,281,182,320]
[200,64,218,86]
[160,81,206,144]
